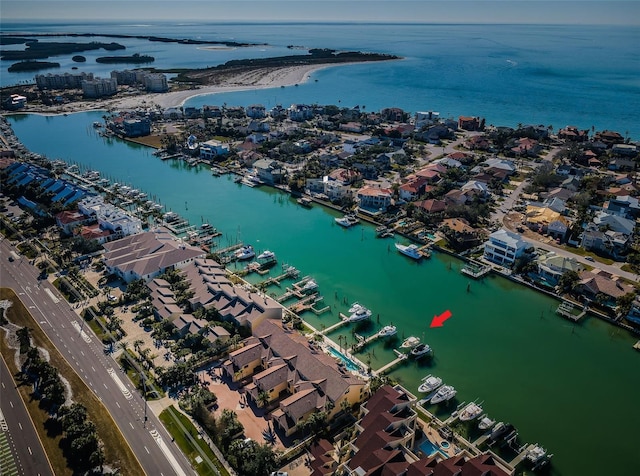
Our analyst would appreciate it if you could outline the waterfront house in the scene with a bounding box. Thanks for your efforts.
[440,217,483,251]
[458,116,484,131]
[288,104,314,121]
[123,119,151,138]
[102,228,205,283]
[415,199,447,214]
[253,158,285,184]
[594,130,624,147]
[558,126,589,142]
[536,252,583,285]
[357,185,392,213]
[245,104,266,118]
[381,107,406,122]
[340,384,510,476]
[200,139,230,159]
[222,319,365,437]
[576,270,634,306]
[483,228,530,267]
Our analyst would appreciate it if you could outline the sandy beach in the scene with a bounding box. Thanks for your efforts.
[28,63,352,115]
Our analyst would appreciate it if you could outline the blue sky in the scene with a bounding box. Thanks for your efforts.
[2,1,640,25]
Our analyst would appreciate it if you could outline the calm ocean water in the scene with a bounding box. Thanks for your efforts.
[2,21,639,138]
[6,112,640,476]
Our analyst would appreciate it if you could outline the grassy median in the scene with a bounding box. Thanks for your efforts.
[0,288,144,476]
[160,405,229,476]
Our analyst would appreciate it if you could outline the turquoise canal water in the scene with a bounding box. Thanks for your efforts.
[7,112,640,475]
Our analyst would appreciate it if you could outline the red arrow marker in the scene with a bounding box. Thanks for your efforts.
[430,310,452,328]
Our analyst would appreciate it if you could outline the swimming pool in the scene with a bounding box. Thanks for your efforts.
[327,346,361,372]
[418,438,448,458]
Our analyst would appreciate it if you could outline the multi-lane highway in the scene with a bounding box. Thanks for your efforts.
[0,355,54,476]
[0,239,194,476]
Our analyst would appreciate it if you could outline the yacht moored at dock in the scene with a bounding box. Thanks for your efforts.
[400,336,420,348]
[377,325,397,337]
[345,305,372,322]
[395,242,422,260]
[300,278,319,293]
[257,250,276,262]
[526,444,548,464]
[297,196,313,207]
[418,374,443,393]
[430,384,457,404]
[235,245,255,261]
[335,213,360,227]
[410,343,432,358]
[478,415,496,430]
[459,402,483,421]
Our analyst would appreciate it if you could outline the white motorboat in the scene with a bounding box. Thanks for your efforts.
[395,243,422,260]
[478,416,496,430]
[430,385,457,404]
[410,343,432,358]
[400,336,420,348]
[335,216,353,227]
[235,245,255,261]
[526,444,548,464]
[378,325,397,337]
[348,302,363,313]
[301,279,319,293]
[346,306,372,322]
[459,402,483,421]
[418,375,442,393]
[257,250,276,261]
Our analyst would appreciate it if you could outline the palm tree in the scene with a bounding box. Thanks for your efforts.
[257,391,270,408]
[133,339,144,354]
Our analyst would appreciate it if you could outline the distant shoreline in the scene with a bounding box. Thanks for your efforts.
[11,61,375,114]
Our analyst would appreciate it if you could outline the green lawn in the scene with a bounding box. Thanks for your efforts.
[560,245,614,265]
[159,406,230,476]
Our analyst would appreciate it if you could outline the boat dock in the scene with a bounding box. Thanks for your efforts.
[352,331,385,351]
[373,349,408,376]
[461,262,491,279]
[320,317,352,335]
[556,301,587,322]
[508,443,537,468]
[288,294,324,313]
[259,265,300,288]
